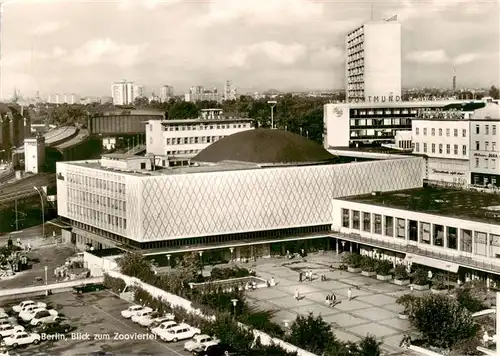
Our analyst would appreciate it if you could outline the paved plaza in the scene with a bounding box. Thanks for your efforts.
[245,252,422,356]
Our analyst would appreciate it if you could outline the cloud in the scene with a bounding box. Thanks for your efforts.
[406,50,450,64]
[63,38,148,67]
[385,0,478,22]
[118,0,180,11]
[309,46,343,67]
[33,21,67,35]
[199,0,324,27]
[453,52,481,65]
[227,41,307,68]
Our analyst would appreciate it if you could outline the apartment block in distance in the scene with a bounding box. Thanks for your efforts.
[146,108,254,166]
[346,17,402,103]
[111,80,144,105]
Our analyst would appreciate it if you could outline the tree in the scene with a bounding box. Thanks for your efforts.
[201,313,254,352]
[50,104,88,126]
[489,85,499,99]
[133,97,150,108]
[405,294,478,348]
[168,102,199,119]
[115,252,154,281]
[287,313,336,354]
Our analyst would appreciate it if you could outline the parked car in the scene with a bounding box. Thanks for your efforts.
[120,305,149,319]
[30,310,59,326]
[192,343,239,356]
[150,321,177,337]
[33,323,74,335]
[0,324,24,338]
[184,334,219,352]
[12,301,46,314]
[157,323,200,342]
[131,309,154,324]
[19,307,47,322]
[0,332,40,347]
[144,314,175,329]
[73,283,105,294]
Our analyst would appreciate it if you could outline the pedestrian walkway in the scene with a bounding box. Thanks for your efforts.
[245,252,422,356]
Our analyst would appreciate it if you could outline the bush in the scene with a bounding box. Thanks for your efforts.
[393,265,409,280]
[411,268,429,285]
[103,274,126,294]
[455,287,488,313]
[210,266,253,281]
[287,313,336,354]
[241,308,284,338]
[405,294,478,348]
[341,253,363,268]
[432,273,447,290]
[360,256,376,272]
[375,260,392,275]
[396,294,418,315]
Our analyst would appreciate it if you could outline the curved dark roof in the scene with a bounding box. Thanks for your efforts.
[192,129,336,164]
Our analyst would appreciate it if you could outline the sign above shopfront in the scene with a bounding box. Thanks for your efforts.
[431,169,465,176]
[348,95,455,104]
[474,152,499,158]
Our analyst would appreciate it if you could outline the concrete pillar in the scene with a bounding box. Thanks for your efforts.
[444,226,448,248]
[349,210,353,229]
[370,213,374,233]
[350,243,353,253]
[457,228,462,251]
[430,223,435,246]
[416,221,420,243]
[405,219,409,241]
[382,216,386,236]
[487,233,491,258]
[472,231,476,256]
[336,239,339,254]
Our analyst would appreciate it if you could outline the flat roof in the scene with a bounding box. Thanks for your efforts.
[326,100,482,109]
[160,118,253,124]
[330,146,414,155]
[102,153,144,160]
[65,157,362,177]
[339,186,500,225]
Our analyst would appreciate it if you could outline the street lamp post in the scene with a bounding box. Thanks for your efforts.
[267,100,277,129]
[44,266,48,296]
[231,299,238,318]
[166,254,171,268]
[33,186,45,238]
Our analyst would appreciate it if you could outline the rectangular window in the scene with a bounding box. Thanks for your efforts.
[352,211,360,230]
[485,158,489,168]
[423,143,427,153]
[454,128,458,137]
[461,229,472,253]
[342,209,350,228]
[494,125,497,135]
[432,143,436,153]
[492,158,496,169]
[462,129,467,137]
[486,141,489,151]
[423,128,427,136]
[415,127,419,135]
[362,212,371,232]
[475,157,480,167]
[431,128,435,136]
[462,145,467,156]
[374,214,382,234]
[446,128,450,137]
[396,218,405,239]
[384,216,394,237]
[476,124,480,134]
[476,141,480,150]
[447,227,457,249]
[415,143,420,152]
[446,144,450,154]
[454,144,458,155]
[433,224,444,247]
[420,222,430,244]
[439,128,443,136]
[486,125,490,134]
[493,142,497,151]
[439,144,443,154]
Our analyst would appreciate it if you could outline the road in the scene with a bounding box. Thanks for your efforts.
[0,223,61,243]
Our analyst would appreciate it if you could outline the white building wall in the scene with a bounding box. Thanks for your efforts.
[24,136,45,174]
[363,22,402,101]
[56,162,69,217]
[324,104,350,148]
[470,120,500,181]
[146,121,165,155]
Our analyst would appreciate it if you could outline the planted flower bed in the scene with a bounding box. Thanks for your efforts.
[411,268,430,290]
[360,255,376,277]
[341,253,362,273]
[393,265,410,286]
[375,260,393,281]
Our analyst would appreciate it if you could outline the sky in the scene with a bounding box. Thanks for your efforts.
[1,0,499,99]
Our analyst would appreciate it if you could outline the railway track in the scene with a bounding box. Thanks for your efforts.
[0,173,56,205]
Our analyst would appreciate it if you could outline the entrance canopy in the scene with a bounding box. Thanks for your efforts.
[404,253,459,273]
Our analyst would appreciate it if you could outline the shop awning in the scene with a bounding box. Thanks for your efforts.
[404,253,460,273]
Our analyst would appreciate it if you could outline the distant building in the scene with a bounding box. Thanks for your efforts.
[100,96,113,104]
[81,97,100,105]
[146,108,254,166]
[184,86,223,103]
[111,80,144,105]
[47,93,80,105]
[346,18,402,103]
[159,85,174,102]
[223,81,238,101]
[24,135,45,174]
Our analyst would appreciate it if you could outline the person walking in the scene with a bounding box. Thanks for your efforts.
[348,287,352,301]
[294,289,300,301]
[299,271,303,282]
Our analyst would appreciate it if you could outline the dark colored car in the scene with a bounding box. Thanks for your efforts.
[73,283,106,294]
[33,323,75,335]
[192,343,240,356]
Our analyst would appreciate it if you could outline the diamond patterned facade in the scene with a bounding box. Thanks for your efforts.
[57,158,423,243]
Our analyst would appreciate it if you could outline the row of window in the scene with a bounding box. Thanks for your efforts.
[161,123,250,132]
[67,174,126,195]
[351,118,411,126]
[475,124,497,135]
[415,127,467,138]
[68,188,126,212]
[68,204,127,230]
[474,141,497,151]
[414,142,467,156]
[474,157,498,170]
[352,109,417,116]
[166,136,225,145]
[341,209,499,255]
[167,150,200,156]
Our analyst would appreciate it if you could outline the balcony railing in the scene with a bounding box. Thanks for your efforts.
[331,230,500,274]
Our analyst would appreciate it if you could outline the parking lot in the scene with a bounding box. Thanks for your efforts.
[2,291,193,356]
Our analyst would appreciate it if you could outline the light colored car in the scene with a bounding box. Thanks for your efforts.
[120,305,149,319]
[0,331,41,348]
[19,307,47,322]
[140,313,175,328]
[131,309,154,323]
[184,334,218,351]
[0,324,24,338]
[151,321,177,338]
[12,301,46,314]
[157,323,201,342]
[30,309,59,326]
